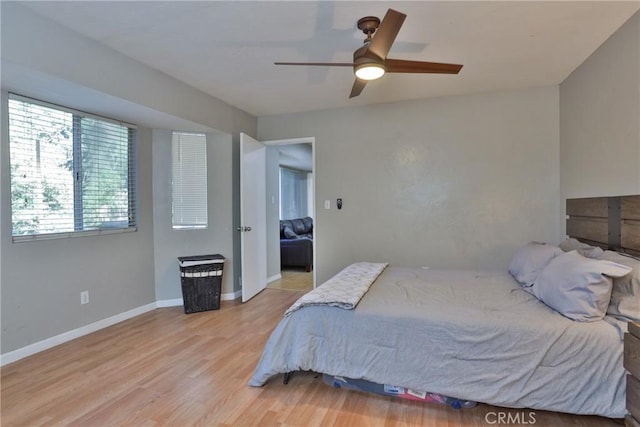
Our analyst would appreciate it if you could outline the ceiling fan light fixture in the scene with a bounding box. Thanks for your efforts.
[354,63,385,80]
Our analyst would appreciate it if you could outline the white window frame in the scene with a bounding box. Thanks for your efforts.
[8,93,138,242]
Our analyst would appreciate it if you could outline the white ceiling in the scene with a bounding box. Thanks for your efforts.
[21,1,640,117]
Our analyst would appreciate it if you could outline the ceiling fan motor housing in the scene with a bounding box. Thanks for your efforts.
[353,45,385,77]
[357,16,381,41]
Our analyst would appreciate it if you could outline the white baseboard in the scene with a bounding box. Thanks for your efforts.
[156,289,241,309]
[267,273,282,283]
[155,298,183,308]
[223,289,242,300]
[2,290,245,366]
[0,302,157,367]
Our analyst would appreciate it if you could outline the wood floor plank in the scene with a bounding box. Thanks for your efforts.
[1,288,623,426]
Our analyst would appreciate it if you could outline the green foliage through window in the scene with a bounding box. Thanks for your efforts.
[8,94,137,239]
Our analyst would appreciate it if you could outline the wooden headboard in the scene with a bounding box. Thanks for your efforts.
[566,195,640,256]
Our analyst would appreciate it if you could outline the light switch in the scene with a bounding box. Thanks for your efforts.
[324,200,331,209]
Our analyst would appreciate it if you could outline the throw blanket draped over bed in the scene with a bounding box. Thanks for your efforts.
[284,262,387,316]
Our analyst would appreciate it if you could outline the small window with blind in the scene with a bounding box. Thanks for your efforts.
[171,132,207,229]
[8,93,137,242]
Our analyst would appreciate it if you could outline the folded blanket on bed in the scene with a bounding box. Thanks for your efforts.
[284,262,388,316]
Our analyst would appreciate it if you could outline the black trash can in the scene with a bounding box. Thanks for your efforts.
[177,254,225,314]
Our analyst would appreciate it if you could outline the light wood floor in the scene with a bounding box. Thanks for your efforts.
[1,288,622,426]
[267,268,313,292]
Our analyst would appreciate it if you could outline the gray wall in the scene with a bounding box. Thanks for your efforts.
[152,130,235,300]
[259,86,561,284]
[0,3,256,354]
[560,11,640,210]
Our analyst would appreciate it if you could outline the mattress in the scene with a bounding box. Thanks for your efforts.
[249,266,626,417]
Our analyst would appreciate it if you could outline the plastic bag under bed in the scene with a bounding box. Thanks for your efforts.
[323,374,477,409]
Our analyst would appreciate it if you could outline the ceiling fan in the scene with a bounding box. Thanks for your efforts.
[275,9,463,98]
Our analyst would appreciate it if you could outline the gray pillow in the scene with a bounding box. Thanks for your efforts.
[508,242,564,289]
[533,250,632,322]
[600,250,640,322]
[558,237,604,259]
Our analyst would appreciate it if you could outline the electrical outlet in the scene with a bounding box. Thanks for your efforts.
[80,291,89,305]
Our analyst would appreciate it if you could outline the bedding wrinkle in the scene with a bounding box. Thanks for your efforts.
[388,278,411,301]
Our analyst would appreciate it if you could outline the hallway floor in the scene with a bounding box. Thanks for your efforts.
[267,268,313,292]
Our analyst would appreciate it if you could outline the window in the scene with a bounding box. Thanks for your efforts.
[279,166,310,220]
[8,94,137,241]
[171,132,207,229]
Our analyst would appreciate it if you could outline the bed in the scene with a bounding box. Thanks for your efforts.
[249,195,640,418]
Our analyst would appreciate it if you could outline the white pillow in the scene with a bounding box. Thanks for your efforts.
[508,242,564,289]
[600,250,640,322]
[533,251,632,322]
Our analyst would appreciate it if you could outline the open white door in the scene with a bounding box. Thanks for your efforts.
[240,133,267,302]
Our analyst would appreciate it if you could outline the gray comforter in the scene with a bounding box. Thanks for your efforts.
[249,266,626,417]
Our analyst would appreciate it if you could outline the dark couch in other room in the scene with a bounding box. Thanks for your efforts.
[280,217,313,272]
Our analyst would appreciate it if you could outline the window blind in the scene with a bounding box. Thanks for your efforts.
[279,166,309,220]
[8,93,137,241]
[172,132,207,229]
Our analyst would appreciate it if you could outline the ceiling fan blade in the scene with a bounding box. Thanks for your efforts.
[349,78,367,98]
[367,9,406,60]
[385,59,463,74]
[275,62,354,67]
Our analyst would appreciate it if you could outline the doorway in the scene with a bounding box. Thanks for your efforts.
[264,138,316,292]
